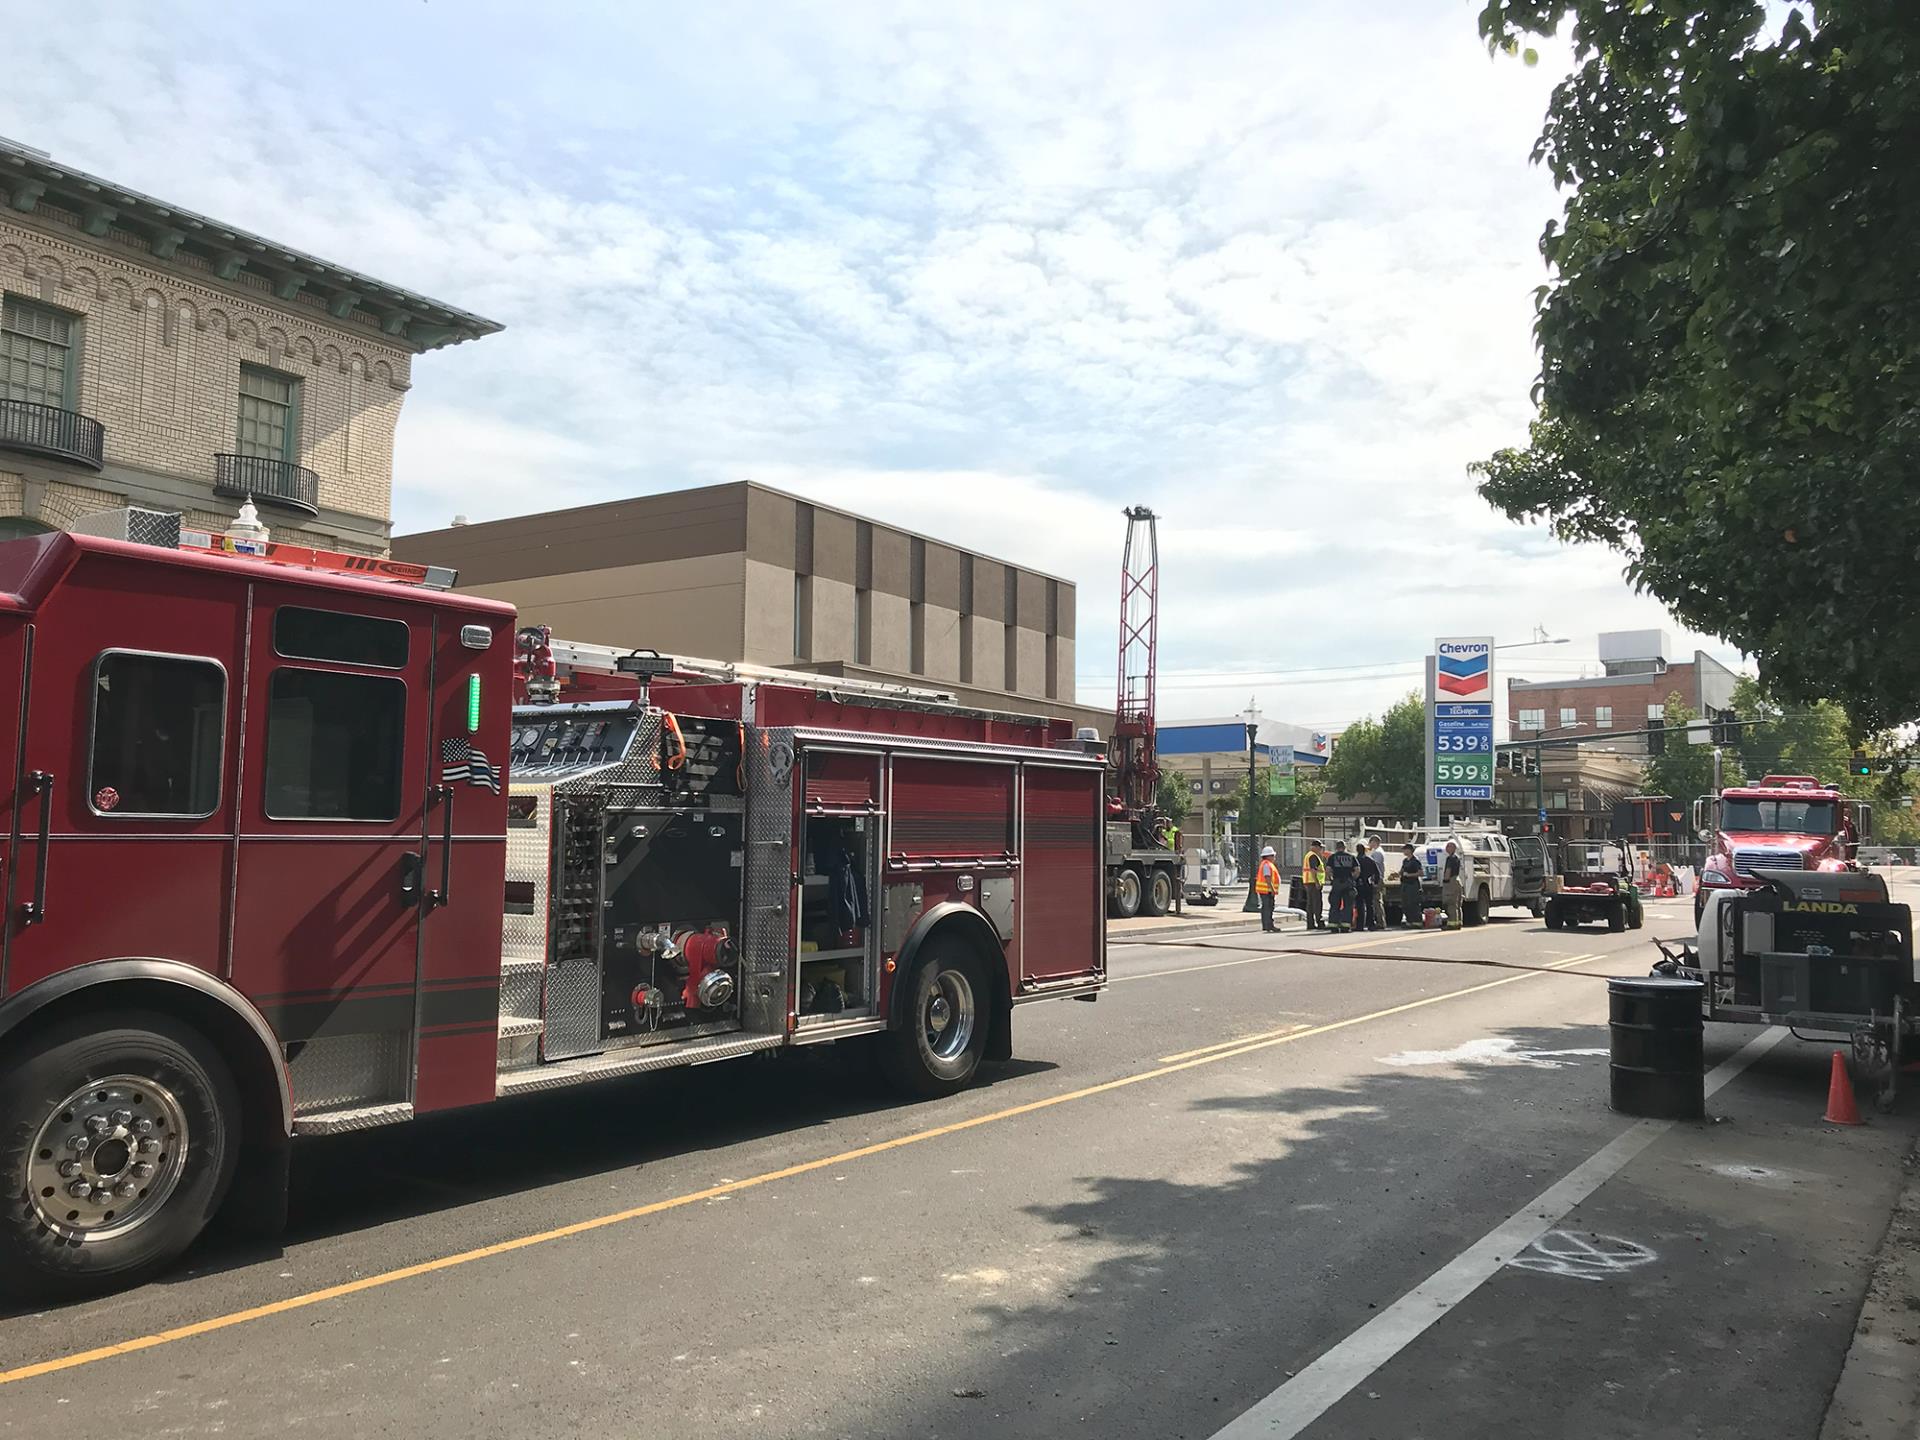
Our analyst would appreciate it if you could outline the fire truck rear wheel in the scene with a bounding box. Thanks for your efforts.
[879,941,990,1099]
[0,1011,239,1298]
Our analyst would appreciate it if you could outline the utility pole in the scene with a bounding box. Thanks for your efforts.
[1422,656,1439,827]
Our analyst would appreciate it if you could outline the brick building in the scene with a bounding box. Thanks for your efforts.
[394,482,1109,732]
[0,138,497,553]
[1507,629,1740,755]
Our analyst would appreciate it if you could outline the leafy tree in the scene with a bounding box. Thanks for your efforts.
[1471,2,1920,730]
[1643,691,1743,803]
[1320,692,1427,819]
[1727,675,1859,790]
[1155,768,1193,828]
[1871,786,1920,849]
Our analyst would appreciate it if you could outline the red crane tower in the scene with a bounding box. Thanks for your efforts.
[1112,505,1159,828]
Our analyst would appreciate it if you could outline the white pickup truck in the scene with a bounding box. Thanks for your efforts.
[1364,825,1546,926]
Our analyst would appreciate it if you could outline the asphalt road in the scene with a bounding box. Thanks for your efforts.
[0,896,1912,1438]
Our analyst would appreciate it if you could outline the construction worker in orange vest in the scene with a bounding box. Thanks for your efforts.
[1254,845,1282,932]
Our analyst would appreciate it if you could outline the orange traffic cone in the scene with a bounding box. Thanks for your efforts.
[1824,1051,1864,1126]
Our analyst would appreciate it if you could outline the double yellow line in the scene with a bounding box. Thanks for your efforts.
[0,951,1606,1390]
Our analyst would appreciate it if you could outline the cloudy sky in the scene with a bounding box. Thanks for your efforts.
[1,0,1743,725]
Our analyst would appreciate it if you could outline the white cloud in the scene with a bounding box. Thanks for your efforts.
[0,0,1744,727]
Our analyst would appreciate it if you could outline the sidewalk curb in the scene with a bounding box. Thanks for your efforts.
[1819,1137,1920,1440]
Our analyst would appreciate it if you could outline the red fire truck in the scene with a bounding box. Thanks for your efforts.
[1694,775,1871,923]
[0,526,1106,1296]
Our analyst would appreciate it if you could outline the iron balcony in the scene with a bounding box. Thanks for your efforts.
[0,399,105,470]
[213,453,321,517]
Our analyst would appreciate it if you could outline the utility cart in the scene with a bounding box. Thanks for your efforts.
[1545,876,1643,933]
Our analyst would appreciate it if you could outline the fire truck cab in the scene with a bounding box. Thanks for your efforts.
[1693,775,1871,922]
[0,529,1105,1297]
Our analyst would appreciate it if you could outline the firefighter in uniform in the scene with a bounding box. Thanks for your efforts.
[1367,837,1389,930]
[1441,841,1465,929]
[1254,845,1283,932]
[1301,841,1327,930]
[1325,839,1359,933]
[1352,841,1376,932]
[1398,844,1424,928]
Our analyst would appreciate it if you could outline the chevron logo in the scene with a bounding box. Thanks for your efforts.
[1435,640,1493,700]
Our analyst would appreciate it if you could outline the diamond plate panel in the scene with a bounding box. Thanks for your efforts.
[287,1033,408,1114]
[740,726,797,1036]
[291,1102,414,1136]
[499,958,544,1022]
[503,785,551,963]
[497,1032,785,1097]
[541,957,603,1060]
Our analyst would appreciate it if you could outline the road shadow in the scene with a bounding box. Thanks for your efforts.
[92,1050,1055,1305]
[838,1022,1910,1440]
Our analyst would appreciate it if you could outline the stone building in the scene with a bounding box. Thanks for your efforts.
[393,481,1109,731]
[0,138,497,553]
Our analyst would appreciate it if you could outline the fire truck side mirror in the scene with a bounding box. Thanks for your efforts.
[1690,797,1708,835]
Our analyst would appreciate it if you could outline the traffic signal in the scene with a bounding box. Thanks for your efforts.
[1853,750,1872,777]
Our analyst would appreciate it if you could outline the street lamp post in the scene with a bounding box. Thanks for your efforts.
[1241,711,1260,913]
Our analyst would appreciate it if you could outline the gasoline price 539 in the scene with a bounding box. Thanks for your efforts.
[1433,733,1490,752]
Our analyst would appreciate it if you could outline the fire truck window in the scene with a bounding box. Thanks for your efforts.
[89,653,225,818]
[264,669,406,821]
[273,607,409,668]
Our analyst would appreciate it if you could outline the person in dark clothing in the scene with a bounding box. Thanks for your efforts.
[1325,840,1359,933]
[1442,841,1465,929]
[1398,844,1424,928]
[1352,842,1377,931]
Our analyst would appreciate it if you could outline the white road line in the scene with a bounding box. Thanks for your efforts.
[1209,1025,1788,1440]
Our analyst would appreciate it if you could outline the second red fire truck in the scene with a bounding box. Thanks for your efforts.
[1693,774,1871,922]
[0,522,1106,1297]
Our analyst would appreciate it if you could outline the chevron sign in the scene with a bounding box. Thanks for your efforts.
[1435,637,1494,702]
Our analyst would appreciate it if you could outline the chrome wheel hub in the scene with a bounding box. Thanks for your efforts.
[27,1076,188,1242]
[923,970,976,1061]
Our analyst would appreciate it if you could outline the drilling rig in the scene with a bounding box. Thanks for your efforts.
[1103,506,1190,918]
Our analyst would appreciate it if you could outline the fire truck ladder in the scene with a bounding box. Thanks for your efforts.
[1113,505,1159,815]
[534,638,1060,728]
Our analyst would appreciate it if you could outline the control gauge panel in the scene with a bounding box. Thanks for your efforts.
[509,703,644,779]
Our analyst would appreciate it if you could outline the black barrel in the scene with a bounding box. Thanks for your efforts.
[1608,976,1706,1119]
[1289,876,1306,911]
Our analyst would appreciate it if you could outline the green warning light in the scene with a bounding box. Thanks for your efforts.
[467,673,482,734]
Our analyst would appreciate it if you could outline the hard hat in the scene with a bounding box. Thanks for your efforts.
[1260,846,1276,858]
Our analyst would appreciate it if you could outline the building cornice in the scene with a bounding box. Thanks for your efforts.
[0,138,501,353]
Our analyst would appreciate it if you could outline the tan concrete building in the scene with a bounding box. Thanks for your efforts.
[0,137,498,553]
[394,482,1106,730]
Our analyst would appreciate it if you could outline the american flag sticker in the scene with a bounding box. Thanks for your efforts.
[440,737,501,794]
